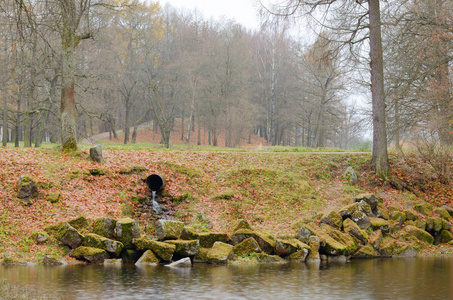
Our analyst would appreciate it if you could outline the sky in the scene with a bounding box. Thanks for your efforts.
[157,0,262,30]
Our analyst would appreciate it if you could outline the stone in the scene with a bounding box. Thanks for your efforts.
[17,175,38,200]
[133,237,175,261]
[434,207,451,220]
[320,210,343,229]
[342,218,368,245]
[368,230,383,249]
[230,229,276,254]
[321,224,358,256]
[165,240,200,256]
[93,217,117,239]
[439,230,453,244]
[327,255,348,263]
[296,225,313,243]
[116,218,140,249]
[353,244,380,258]
[233,237,262,256]
[414,203,432,216]
[357,201,373,217]
[104,259,123,266]
[155,220,185,241]
[83,233,124,257]
[46,193,60,204]
[45,222,83,249]
[253,253,287,263]
[404,225,434,244]
[307,236,320,262]
[90,144,103,163]
[71,246,110,263]
[68,216,90,231]
[121,249,140,264]
[180,226,228,248]
[194,248,210,263]
[351,211,371,230]
[415,220,427,231]
[338,203,361,219]
[388,204,402,212]
[42,255,67,265]
[426,217,443,234]
[206,242,233,263]
[135,250,160,265]
[342,167,358,184]
[373,203,390,220]
[355,193,379,210]
[369,217,390,233]
[166,257,192,268]
[440,205,453,216]
[288,248,310,262]
[1,257,27,266]
[390,211,406,223]
[275,239,309,257]
[229,219,252,233]
[404,209,418,221]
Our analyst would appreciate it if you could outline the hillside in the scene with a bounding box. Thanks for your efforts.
[0,146,452,261]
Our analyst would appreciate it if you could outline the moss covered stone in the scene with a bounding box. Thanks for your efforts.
[133,237,175,261]
[404,225,434,244]
[307,236,320,261]
[206,242,233,263]
[194,248,210,263]
[351,211,371,230]
[369,217,390,233]
[390,211,406,223]
[321,224,358,255]
[93,217,117,239]
[288,248,309,262]
[426,217,443,233]
[17,175,38,200]
[46,193,60,204]
[1,257,27,266]
[83,233,123,257]
[414,203,432,216]
[338,203,361,218]
[116,218,140,249]
[320,211,343,229]
[368,230,383,249]
[155,220,185,241]
[415,220,427,230]
[254,253,287,263]
[374,203,390,220]
[165,240,200,256]
[434,207,451,220]
[42,255,66,265]
[180,226,228,248]
[439,230,453,244]
[68,216,90,231]
[229,219,252,233]
[353,244,380,258]
[135,250,160,265]
[233,237,262,256]
[355,193,379,210]
[45,222,83,249]
[121,249,140,264]
[275,239,309,257]
[379,237,397,256]
[230,229,276,254]
[404,209,419,221]
[71,246,109,263]
[343,218,368,245]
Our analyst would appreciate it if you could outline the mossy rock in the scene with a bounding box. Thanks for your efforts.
[46,193,61,204]
[379,237,397,256]
[404,225,434,245]
[351,211,371,230]
[155,220,185,241]
[206,242,233,263]
[415,220,427,231]
[369,217,390,233]
[434,207,451,220]
[307,236,320,261]
[229,219,252,233]
[135,250,160,265]
[388,204,402,212]
[321,224,358,256]
[343,218,368,245]
[230,229,276,254]
[116,217,140,249]
[68,216,91,231]
[70,246,109,263]
[180,226,228,248]
[404,209,419,221]
[17,175,38,200]
[355,193,379,210]
[368,230,383,249]
[42,255,67,265]
[165,240,200,256]
[254,253,287,263]
[89,168,106,176]
[390,211,407,223]
[233,237,262,257]
[275,239,309,257]
[374,203,390,220]
[320,210,343,229]
[342,166,358,184]
[132,237,175,261]
[338,203,361,218]
[194,248,210,263]
[1,257,27,266]
[426,217,443,234]
[93,217,117,239]
[121,249,140,264]
[439,230,453,244]
[353,244,380,258]
[83,233,123,257]
[45,222,83,249]
[414,203,432,216]
[288,248,310,262]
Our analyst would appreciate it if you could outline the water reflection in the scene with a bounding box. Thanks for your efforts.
[0,257,451,299]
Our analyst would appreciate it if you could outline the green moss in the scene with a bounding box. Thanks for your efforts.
[233,237,262,256]
[404,225,434,245]
[353,244,379,258]
[164,240,200,256]
[434,207,451,220]
[46,193,61,204]
[132,237,175,261]
[135,250,160,264]
[206,242,233,263]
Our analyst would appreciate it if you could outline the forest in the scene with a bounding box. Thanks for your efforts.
[0,0,451,154]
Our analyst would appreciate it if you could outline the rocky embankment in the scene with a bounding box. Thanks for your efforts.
[1,193,452,267]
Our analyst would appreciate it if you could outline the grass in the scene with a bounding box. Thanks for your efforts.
[0,281,53,300]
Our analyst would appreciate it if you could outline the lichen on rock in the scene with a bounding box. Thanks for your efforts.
[155,220,185,241]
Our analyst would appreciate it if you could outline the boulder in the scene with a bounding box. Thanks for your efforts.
[165,240,200,256]
[135,250,160,265]
[440,205,453,216]
[83,233,124,257]
[342,218,368,245]
[351,211,371,230]
[166,257,192,268]
[17,175,38,200]
[390,211,407,223]
[320,211,343,229]
[155,220,185,241]
[338,203,361,219]
[93,217,117,239]
[42,255,67,265]
[45,222,83,249]
[133,237,175,261]
[90,144,103,163]
[426,217,443,234]
[206,242,233,263]
[121,249,140,264]
[355,193,379,210]
[194,248,210,263]
[230,229,275,254]
[70,246,109,263]
[275,239,309,257]
[68,216,91,231]
[373,203,390,220]
[414,203,432,216]
[369,217,390,233]
[46,193,60,204]
[357,201,373,217]
[404,225,434,245]
[229,219,252,233]
[388,204,402,212]
[288,248,310,262]
[321,224,358,255]
[307,236,320,262]
[116,218,140,249]
[434,207,451,220]
[403,209,418,221]
[233,237,262,256]
[296,225,313,243]
[353,244,380,258]
[180,226,228,248]
[415,220,427,231]
[342,167,358,184]
[368,230,383,249]
[439,230,453,244]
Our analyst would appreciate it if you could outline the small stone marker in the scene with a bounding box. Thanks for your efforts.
[90,144,103,163]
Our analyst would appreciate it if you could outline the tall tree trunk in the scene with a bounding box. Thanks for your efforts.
[2,36,8,147]
[369,0,390,177]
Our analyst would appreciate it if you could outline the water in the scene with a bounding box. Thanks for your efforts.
[151,191,162,215]
[0,257,451,299]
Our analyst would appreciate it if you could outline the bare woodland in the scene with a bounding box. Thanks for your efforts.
[0,1,452,166]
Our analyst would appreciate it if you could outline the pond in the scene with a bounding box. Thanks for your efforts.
[0,257,452,299]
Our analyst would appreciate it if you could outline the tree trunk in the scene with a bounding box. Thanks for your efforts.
[2,36,7,147]
[369,0,390,177]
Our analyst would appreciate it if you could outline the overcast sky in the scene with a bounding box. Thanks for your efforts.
[158,0,262,30]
